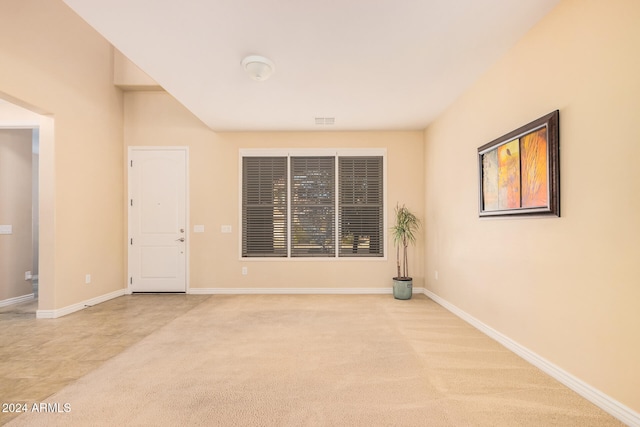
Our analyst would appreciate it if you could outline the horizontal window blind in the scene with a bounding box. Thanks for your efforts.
[338,157,383,257]
[290,157,335,257]
[242,157,288,257]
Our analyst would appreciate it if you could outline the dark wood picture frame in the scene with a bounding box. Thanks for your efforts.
[478,110,559,218]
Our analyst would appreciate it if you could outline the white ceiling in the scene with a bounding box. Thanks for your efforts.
[62,0,559,131]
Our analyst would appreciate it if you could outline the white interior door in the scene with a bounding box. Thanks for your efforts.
[128,147,187,292]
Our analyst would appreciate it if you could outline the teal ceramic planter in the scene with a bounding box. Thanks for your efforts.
[393,278,412,300]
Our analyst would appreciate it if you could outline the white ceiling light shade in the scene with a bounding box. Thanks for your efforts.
[241,55,275,81]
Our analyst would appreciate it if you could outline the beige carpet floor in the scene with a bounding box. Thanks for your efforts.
[6,294,623,426]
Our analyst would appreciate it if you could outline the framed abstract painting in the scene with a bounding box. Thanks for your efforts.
[478,110,559,217]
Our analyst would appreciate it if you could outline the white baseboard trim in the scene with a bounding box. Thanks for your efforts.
[36,289,126,319]
[423,289,640,427]
[189,287,394,295]
[189,287,426,296]
[0,293,35,308]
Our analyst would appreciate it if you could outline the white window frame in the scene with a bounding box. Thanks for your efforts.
[239,148,387,261]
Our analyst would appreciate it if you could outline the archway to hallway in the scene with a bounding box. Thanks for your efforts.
[0,96,53,316]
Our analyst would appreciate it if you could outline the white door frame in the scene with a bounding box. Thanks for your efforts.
[127,146,189,294]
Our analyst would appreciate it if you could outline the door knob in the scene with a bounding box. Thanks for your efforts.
[176,237,185,242]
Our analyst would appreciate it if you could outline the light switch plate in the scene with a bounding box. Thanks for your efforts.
[221,225,232,233]
[0,225,12,235]
[194,225,205,233]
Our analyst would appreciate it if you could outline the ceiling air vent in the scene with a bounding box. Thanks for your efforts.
[315,117,335,125]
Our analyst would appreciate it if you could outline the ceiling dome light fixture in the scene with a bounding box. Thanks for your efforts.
[241,55,275,81]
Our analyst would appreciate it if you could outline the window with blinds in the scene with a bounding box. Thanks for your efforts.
[291,157,335,257]
[338,157,383,257]
[242,157,288,257]
[241,150,384,258]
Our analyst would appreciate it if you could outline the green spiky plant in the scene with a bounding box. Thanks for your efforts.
[391,204,421,279]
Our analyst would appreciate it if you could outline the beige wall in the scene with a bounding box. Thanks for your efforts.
[124,91,425,291]
[0,129,33,302]
[0,0,124,310]
[424,0,640,412]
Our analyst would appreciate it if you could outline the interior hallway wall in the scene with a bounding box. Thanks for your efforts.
[32,129,39,291]
[0,129,33,303]
[423,0,640,413]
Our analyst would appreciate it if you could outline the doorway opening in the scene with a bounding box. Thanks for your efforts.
[0,99,42,314]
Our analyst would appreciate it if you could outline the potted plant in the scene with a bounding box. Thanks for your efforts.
[390,203,420,300]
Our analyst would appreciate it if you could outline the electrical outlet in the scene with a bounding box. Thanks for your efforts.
[242,267,248,275]
[221,225,232,233]
[435,271,439,280]
[85,274,91,284]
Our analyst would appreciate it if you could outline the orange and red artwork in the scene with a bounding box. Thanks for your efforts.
[497,139,521,209]
[521,128,548,208]
[480,129,549,212]
[478,110,559,217]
